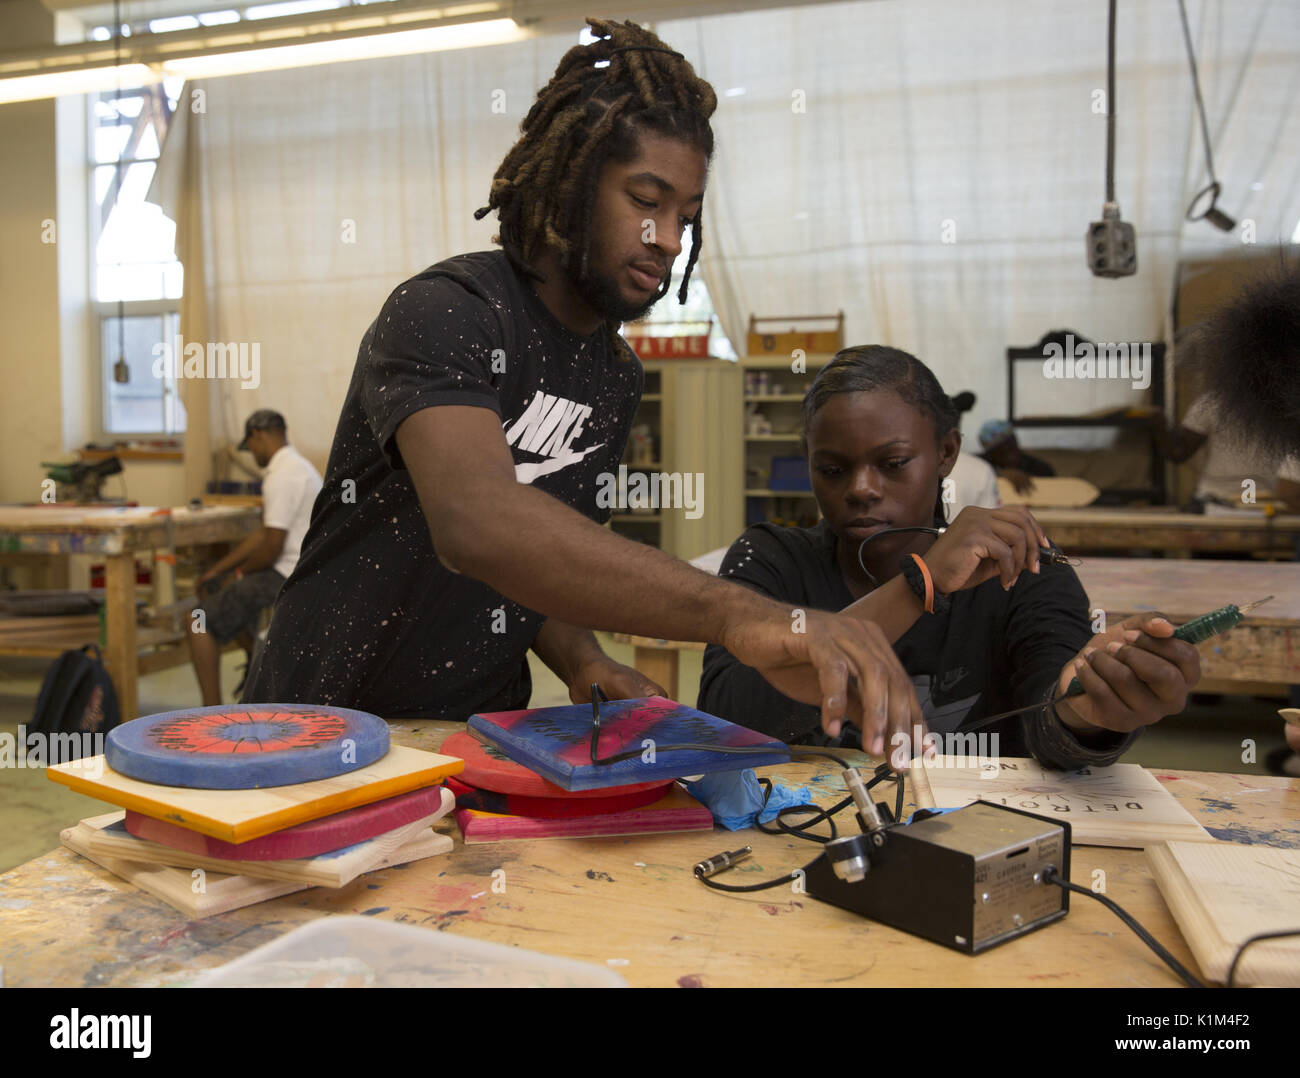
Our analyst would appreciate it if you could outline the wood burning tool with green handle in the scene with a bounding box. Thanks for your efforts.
[1061,596,1274,699]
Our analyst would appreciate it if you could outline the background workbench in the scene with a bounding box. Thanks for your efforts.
[615,557,1300,700]
[0,505,261,720]
[0,721,1295,988]
[1030,506,1300,556]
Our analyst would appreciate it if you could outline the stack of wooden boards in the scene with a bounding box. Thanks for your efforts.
[443,732,714,842]
[451,695,790,842]
[47,704,464,917]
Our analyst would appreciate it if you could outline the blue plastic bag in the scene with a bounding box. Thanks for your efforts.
[684,768,813,831]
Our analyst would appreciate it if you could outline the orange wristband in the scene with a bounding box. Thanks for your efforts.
[909,553,935,613]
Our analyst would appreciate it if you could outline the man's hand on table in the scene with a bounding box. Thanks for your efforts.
[722,607,926,765]
[568,656,667,704]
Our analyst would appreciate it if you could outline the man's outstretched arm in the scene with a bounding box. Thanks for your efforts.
[395,405,924,756]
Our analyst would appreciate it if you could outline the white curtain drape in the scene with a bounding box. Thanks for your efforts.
[663,0,1300,445]
[150,34,570,484]
[151,0,1300,483]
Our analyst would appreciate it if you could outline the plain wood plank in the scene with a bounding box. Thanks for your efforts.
[1147,840,1300,986]
[61,822,453,919]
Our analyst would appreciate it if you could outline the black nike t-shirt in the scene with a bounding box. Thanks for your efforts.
[243,251,642,719]
[697,521,1139,770]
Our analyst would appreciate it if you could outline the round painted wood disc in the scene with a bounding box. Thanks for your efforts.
[443,731,666,799]
[106,704,389,789]
[445,775,670,818]
[124,785,448,859]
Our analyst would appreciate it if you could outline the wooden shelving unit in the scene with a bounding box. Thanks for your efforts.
[739,354,834,530]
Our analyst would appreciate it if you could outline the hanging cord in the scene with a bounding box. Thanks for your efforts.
[1176,0,1234,227]
[1105,0,1117,204]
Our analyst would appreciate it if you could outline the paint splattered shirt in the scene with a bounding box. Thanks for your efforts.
[697,521,1139,769]
[243,251,642,719]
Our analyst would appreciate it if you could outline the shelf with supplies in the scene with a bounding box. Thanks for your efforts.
[610,365,666,546]
[606,358,745,560]
[739,324,843,530]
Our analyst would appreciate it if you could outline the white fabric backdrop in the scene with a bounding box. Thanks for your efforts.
[665,0,1300,446]
[152,0,1300,477]
[151,35,569,475]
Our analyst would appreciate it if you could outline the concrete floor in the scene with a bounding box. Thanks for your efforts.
[0,639,1289,875]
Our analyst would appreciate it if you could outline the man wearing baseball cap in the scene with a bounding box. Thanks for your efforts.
[189,409,323,704]
[978,418,1055,496]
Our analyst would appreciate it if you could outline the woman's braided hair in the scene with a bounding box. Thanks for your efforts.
[803,345,961,525]
[475,18,716,357]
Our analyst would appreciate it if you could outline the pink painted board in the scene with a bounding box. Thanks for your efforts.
[124,784,450,860]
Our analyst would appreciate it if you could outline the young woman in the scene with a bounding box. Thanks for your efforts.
[699,346,1200,769]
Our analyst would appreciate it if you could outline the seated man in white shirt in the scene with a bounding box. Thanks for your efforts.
[1157,392,1292,508]
[189,409,324,705]
[945,391,1001,519]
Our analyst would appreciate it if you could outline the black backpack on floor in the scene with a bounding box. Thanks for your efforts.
[29,645,122,762]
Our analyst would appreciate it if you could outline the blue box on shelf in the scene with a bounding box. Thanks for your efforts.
[768,456,811,491]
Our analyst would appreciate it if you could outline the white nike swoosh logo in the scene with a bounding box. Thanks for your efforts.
[514,442,606,484]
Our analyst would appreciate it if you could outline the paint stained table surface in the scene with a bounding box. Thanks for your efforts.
[1,721,1296,988]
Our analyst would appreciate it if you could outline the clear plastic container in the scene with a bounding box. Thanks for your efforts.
[191,916,627,988]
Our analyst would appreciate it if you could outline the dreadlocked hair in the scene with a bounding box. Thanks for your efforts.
[475,18,717,360]
[802,345,961,525]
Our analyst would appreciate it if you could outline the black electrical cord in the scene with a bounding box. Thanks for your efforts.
[1042,866,1204,988]
[697,764,899,891]
[1226,929,1300,988]
[590,740,852,770]
[1105,0,1117,204]
[1176,0,1233,227]
[855,525,941,590]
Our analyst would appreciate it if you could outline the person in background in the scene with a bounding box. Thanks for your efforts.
[977,419,1055,496]
[944,390,1000,519]
[1154,394,1299,511]
[189,409,323,705]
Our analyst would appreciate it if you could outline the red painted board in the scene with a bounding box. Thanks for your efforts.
[445,775,671,818]
[453,785,714,843]
[124,785,450,860]
[443,731,665,799]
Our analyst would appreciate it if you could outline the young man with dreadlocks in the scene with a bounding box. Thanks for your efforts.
[244,19,923,757]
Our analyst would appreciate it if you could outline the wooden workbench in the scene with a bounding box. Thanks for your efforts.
[1031,505,1300,555]
[616,557,1300,698]
[0,721,1294,988]
[0,505,260,720]
[1078,558,1300,685]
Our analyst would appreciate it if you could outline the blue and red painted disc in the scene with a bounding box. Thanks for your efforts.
[105,704,389,789]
